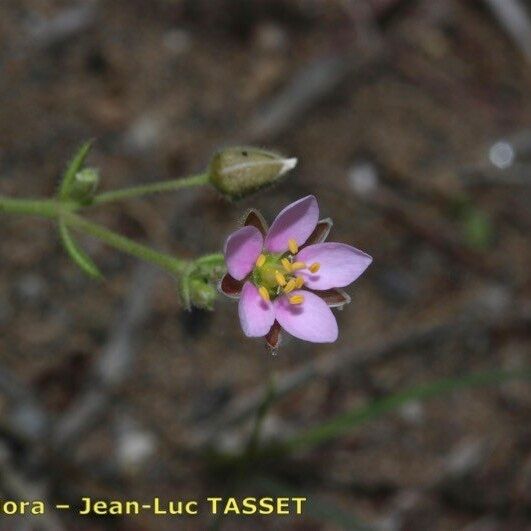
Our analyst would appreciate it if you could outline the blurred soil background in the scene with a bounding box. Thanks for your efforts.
[1,0,531,529]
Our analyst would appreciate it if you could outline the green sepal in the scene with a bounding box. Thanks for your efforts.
[59,218,103,279]
[178,263,194,310]
[193,254,226,283]
[59,140,94,201]
[194,253,226,268]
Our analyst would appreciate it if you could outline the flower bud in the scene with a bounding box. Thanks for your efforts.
[208,147,297,200]
[189,278,217,310]
[69,168,100,205]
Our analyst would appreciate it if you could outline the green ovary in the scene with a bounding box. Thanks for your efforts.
[252,255,282,291]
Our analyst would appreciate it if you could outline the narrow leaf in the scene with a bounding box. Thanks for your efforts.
[287,367,531,451]
[59,218,102,279]
[59,139,94,200]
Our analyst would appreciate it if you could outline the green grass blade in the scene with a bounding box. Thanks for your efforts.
[287,367,531,451]
[59,139,93,200]
[59,218,102,279]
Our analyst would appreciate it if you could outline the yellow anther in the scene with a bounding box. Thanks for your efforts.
[275,270,287,286]
[255,254,266,267]
[291,261,306,271]
[283,279,296,293]
[289,294,304,305]
[281,258,292,272]
[295,276,304,288]
[309,262,320,273]
[258,286,270,302]
[288,238,299,255]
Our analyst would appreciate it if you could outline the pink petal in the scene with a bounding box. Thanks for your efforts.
[274,290,338,343]
[224,226,263,281]
[297,242,372,290]
[238,282,275,337]
[264,195,319,253]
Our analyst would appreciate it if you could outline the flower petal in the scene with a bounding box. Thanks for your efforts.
[224,226,263,281]
[297,242,372,290]
[274,290,338,343]
[264,195,319,253]
[218,273,244,299]
[243,208,268,236]
[238,282,275,337]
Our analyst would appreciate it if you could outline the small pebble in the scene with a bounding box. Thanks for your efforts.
[163,29,192,55]
[254,23,288,52]
[489,141,514,169]
[14,274,47,303]
[348,161,379,198]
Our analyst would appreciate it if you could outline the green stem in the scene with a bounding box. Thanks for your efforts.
[62,212,187,275]
[92,172,210,205]
[0,196,188,275]
[0,197,69,219]
[246,372,276,458]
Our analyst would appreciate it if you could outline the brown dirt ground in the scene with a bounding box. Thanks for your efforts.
[0,1,530,529]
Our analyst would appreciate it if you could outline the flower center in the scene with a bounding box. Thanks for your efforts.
[252,238,320,304]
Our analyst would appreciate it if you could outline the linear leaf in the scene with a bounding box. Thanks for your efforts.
[287,367,531,451]
[59,218,102,279]
[59,139,93,200]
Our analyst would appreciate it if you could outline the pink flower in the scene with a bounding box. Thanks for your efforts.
[219,195,372,349]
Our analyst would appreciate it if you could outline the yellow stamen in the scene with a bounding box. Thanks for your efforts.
[284,279,296,293]
[275,270,286,286]
[309,262,320,273]
[258,286,270,302]
[281,258,292,272]
[288,238,299,255]
[256,254,266,267]
[295,276,304,288]
[291,261,306,271]
[289,294,304,305]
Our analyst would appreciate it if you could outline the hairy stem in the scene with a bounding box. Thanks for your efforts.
[92,172,210,205]
[0,196,188,275]
[63,212,187,274]
[0,197,69,219]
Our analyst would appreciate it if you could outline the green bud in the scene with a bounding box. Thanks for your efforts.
[208,147,297,200]
[189,277,217,310]
[69,168,100,205]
